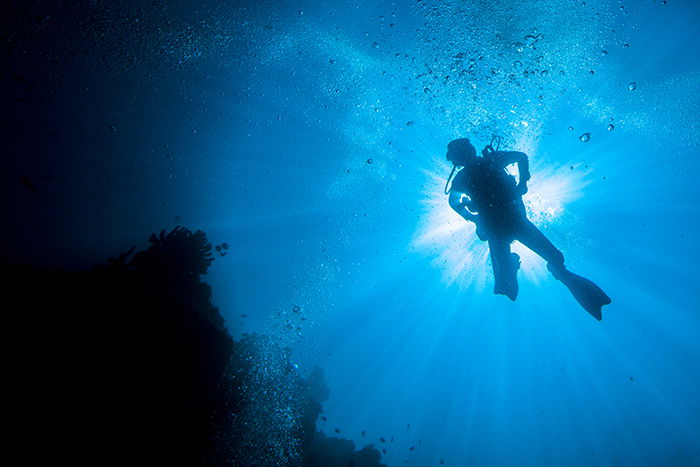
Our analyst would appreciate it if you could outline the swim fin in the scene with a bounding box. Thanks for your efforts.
[548,264,611,320]
[494,253,520,301]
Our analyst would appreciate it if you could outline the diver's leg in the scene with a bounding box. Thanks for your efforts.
[516,221,611,319]
[488,238,519,301]
[488,238,508,281]
[516,220,565,266]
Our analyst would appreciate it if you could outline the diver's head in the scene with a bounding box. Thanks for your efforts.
[446,138,476,166]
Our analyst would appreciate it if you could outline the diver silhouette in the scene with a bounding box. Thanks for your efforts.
[445,137,611,320]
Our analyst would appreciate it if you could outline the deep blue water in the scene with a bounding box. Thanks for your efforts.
[3,0,700,465]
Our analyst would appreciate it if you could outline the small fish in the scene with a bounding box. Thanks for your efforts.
[19,176,37,194]
[13,73,35,91]
[215,245,221,252]
[382,448,386,454]
[334,428,340,434]
[321,416,327,421]
[361,430,365,437]
[440,459,444,464]
[409,446,415,451]
[240,314,247,318]
[221,242,229,250]
[13,73,28,84]
[380,437,386,443]
[406,424,410,429]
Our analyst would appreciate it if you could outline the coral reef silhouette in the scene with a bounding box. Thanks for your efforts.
[4,226,384,466]
[5,227,232,465]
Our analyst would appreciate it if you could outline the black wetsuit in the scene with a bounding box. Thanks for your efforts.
[450,151,564,290]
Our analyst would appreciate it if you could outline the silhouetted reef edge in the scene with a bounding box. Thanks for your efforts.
[3,226,384,467]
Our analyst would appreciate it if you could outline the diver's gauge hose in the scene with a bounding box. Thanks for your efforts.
[444,164,457,195]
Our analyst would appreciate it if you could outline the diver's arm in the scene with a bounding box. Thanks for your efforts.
[448,191,479,223]
[515,151,530,194]
[496,151,531,194]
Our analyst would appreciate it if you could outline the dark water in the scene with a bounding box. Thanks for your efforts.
[3,1,700,465]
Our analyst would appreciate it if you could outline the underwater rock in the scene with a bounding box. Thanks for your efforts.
[5,226,382,466]
[210,333,326,466]
[305,432,386,467]
[5,226,232,466]
[211,333,379,466]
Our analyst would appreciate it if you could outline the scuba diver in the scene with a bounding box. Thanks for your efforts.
[444,137,611,320]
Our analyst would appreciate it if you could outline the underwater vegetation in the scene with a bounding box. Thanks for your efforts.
[4,226,383,466]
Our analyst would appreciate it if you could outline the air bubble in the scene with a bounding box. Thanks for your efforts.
[607,124,614,131]
[579,132,591,142]
[628,81,636,90]
[367,158,373,164]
